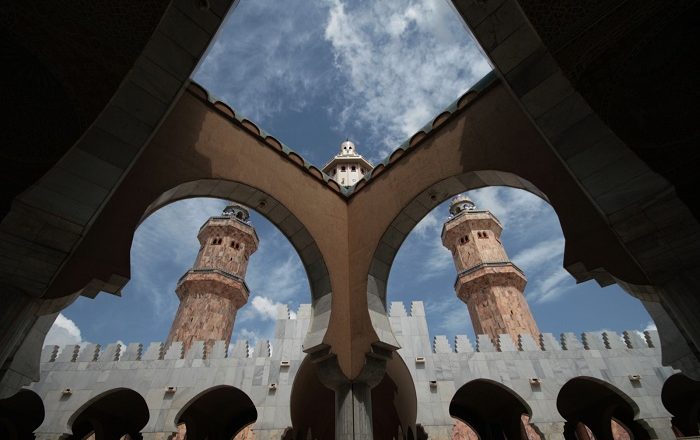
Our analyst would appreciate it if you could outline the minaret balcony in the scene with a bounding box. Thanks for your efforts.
[454,261,526,291]
[176,268,250,305]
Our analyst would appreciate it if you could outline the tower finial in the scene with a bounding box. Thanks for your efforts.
[449,194,476,216]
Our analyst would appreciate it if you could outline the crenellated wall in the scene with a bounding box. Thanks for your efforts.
[28,301,679,439]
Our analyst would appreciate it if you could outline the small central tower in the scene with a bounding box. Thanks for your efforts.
[167,204,259,351]
[441,195,539,342]
[322,140,373,187]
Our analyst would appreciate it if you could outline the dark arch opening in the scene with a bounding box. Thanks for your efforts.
[557,377,649,440]
[449,379,534,440]
[175,385,257,440]
[661,373,700,437]
[0,389,44,440]
[68,388,149,440]
[371,353,418,440]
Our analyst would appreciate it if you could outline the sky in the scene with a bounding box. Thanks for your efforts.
[46,0,655,350]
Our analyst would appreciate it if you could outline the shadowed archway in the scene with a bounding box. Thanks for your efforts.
[175,385,257,440]
[0,389,44,440]
[68,388,149,440]
[661,373,700,437]
[557,377,649,440]
[449,379,533,440]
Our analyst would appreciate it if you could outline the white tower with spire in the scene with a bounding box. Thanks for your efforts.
[322,140,373,187]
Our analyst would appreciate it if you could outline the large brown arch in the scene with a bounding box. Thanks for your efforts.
[67,388,149,440]
[348,75,649,370]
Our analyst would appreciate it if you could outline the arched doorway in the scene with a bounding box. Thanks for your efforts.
[0,389,44,439]
[661,373,700,437]
[68,388,149,440]
[557,377,649,440]
[175,385,257,440]
[449,379,537,440]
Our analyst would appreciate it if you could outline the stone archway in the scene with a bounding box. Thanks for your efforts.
[449,379,536,440]
[557,377,649,440]
[175,385,257,440]
[661,373,700,437]
[67,388,149,440]
[0,389,44,439]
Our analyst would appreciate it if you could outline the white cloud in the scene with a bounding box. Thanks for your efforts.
[250,296,286,320]
[425,300,472,336]
[323,0,491,161]
[512,238,565,275]
[413,210,441,238]
[194,0,335,123]
[44,314,84,347]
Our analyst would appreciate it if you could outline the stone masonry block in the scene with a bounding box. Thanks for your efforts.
[40,345,58,363]
[121,343,143,361]
[497,334,517,352]
[98,343,121,362]
[561,333,584,351]
[77,344,100,362]
[582,332,606,350]
[433,336,452,353]
[518,334,540,351]
[455,335,474,353]
[540,333,562,351]
[623,331,648,349]
[143,342,165,360]
[477,335,496,352]
[602,332,627,350]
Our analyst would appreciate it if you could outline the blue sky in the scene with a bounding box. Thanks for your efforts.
[46,0,654,349]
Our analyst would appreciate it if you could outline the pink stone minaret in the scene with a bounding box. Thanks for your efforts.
[441,195,539,343]
[167,204,258,351]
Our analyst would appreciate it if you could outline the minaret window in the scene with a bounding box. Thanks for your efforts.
[351,166,356,171]
[341,166,346,172]
[212,237,223,245]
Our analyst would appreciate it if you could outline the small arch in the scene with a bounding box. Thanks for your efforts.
[175,385,257,440]
[661,373,700,437]
[0,389,44,440]
[67,388,149,440]
[449,379,535,440]
[557,377,650,440]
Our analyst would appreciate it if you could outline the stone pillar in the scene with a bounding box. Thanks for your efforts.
[530,421,566,440]
[441,195,540,343]
[335,382,374,440]
[166,204,258,351]
[313,346,390,440]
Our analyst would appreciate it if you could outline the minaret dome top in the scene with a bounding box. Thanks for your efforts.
[339,140,357,156]
[222,204,250,222]
[449,194,476,216]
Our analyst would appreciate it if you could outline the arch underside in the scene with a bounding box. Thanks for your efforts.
[557,377,649,440]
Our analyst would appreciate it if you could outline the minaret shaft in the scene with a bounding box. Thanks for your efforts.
[166,205,258,351]
[442,196,540,343]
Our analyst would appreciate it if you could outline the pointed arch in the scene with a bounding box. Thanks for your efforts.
[67,388,149,440]
[174,385,257,440]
